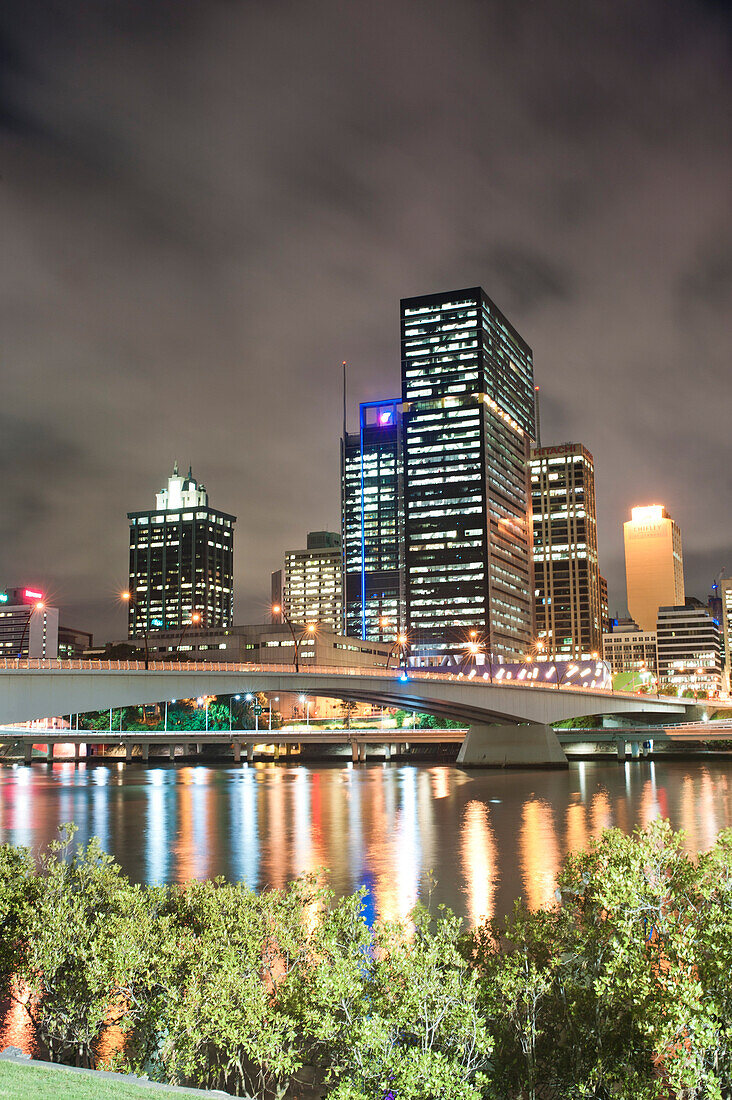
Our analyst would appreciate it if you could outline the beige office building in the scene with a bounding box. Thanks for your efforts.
[623,505,684,631]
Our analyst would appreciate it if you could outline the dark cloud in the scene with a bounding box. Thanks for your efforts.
[0,0,730,636]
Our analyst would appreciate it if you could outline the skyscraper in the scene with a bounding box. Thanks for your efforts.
[530,442,602,660]
[127,464,235,636]
[400,287,535,659]
[624,505,684,632]
[719,577,732,693]
[342,399,403,643]
[283,531,342,631]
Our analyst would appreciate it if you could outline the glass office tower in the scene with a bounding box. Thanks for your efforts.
[128,465,235,636]
[530,442,602,660]
[342,399,403,642]
[401,288,535,659]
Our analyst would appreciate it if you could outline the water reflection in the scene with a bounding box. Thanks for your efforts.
[2,759,732,925]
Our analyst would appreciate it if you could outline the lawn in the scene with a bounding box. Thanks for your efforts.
[0,1058,229,1099]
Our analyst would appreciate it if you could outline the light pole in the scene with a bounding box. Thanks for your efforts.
[121,590,150,669]
[272,605,316,673]
[178,610,202,658]
[299,694,310,728]
[385,632,409,670]
[17,599,44,659]
[229,694,240,732]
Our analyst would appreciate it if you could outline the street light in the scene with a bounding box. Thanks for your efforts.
[299,693,311,728]
[271,604,315,672]
[121,590,150,669]
[386,632,409,670]
[17,599,44,660]
[178,610,202,658]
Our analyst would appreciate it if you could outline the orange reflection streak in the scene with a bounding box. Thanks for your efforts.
[565,801,588,854]
[590,790,612,838]
[429,767,450,800]
[679,773,699,851]
[264,766,287,889]
[460,800,498,926]
[698,770,719,851]
[519,799,560,910]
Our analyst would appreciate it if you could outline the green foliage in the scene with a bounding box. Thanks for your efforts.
[7,825,156,1070]
[4,820,732,1096]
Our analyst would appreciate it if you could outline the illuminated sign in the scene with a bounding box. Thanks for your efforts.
[0,593,7,604]
[378,408,394,427]
[24,589,43,601]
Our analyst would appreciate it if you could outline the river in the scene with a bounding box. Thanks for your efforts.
[2,757,732,925]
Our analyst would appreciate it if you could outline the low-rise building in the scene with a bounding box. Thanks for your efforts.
[119,622,392,670]
[656,601,722,696]
[602,618,658,683]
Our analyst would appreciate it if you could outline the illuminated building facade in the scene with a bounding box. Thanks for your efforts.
[0,587,59,658]
[283,531,342,631]
[624,505,684,632]
[401,287,535,658]
[127,464,235,636]
[599,574,610,634]
[530,443,602,660]
[602,618,658,680]
[656,601,722,695]
[719,577,732,693]
[342,399,403,643]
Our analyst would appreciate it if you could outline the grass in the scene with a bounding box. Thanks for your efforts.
[0,1058,224,1098]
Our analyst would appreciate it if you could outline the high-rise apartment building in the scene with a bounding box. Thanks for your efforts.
[342,399,403,643]
[599,574,610,635]
[530,443,602,660]
[400,287,535,658]
[127,464,235,637]
[717,577,732,693]
[656,601,721,695]
[283,531,342,631]
[624,505,684,632]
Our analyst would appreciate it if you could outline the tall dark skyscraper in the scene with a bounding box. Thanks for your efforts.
[127,465,235,637]
[342,399,403,642]
[530,442,602,660]
[400,288,535,659]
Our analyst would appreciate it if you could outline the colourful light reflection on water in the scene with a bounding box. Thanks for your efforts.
[2,759,732,929]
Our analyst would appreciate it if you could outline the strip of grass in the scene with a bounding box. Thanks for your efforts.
[0,1059,226,1099]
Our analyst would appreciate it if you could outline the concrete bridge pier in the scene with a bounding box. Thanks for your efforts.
[616,739,627,761]
[247,744,254,764]
[457,723,568,768]
[125,742,133,763]
[168,744,176,761]
[351,741,358,763]
[384,744,391,761]
[23,742,32,764]
[630,741,641,760]
[141,742,149,762]
[233,742,241,764]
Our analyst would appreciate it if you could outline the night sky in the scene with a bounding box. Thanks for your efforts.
[1,0,730,641]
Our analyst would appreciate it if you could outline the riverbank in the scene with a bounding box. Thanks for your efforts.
[1,819,732,1098]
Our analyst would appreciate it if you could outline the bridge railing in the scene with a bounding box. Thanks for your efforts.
[0,657,684,703]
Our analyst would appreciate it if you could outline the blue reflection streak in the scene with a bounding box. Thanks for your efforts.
[229,767,259,888]
[145,770,170,884]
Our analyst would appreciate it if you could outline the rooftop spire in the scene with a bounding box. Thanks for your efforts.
[173,460,179,476]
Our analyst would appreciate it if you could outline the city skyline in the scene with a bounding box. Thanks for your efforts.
[1,0,730,638]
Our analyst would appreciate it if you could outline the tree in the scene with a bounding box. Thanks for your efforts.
[12,825,155,1069]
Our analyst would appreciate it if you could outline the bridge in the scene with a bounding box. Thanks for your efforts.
[1,720,728,767]
[0,658,696,767]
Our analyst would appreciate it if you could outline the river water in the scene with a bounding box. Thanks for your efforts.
[2,758,732,926]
